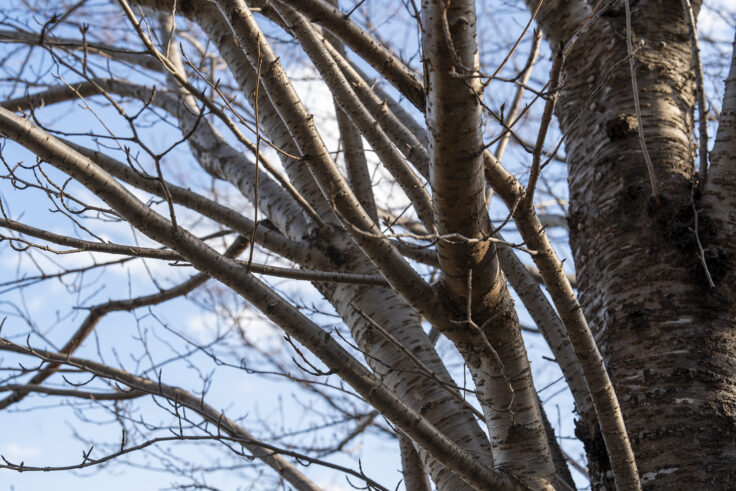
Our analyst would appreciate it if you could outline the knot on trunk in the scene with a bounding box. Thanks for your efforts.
[604,114,639,140]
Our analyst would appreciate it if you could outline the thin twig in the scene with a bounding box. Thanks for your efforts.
[690,175,715,287]
[681,0,709,182]
[624,0,659,199]
[482,0,545,89]
[247,43,264,273]
[525,44,564,205]
[458,269,515,415]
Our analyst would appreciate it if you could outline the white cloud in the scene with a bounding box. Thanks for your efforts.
[186,308,283,351]
[1,442,41,462]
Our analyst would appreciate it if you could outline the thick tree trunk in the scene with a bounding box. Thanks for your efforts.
[548,2,736,488]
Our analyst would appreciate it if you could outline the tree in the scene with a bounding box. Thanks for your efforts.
[0,0,733,489]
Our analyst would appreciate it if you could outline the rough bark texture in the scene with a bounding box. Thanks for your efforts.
[702,33,736,263]
[547,1,736,488]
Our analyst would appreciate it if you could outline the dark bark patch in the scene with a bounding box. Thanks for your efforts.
[702,245,732,286]
[646,197,695,251]
[697,213,735,287]
[567,208,584,232]
[646,197,736,289]
[324,244,349,266]
[419,399,440,415]
[624,308,647,330]
[616,184,646,217]
[361,324,380,346]
[575,423,614,490]
[305,227,352,267]
[605,114,638,140]
[602,0,641,19]
[503,423,538,445]
[178,0,194,15]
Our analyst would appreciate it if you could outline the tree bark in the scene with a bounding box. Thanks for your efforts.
[539,1,736,488]
[421,1,557,485]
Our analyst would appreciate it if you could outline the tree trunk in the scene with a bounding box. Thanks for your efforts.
[548,1,736,488]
